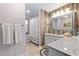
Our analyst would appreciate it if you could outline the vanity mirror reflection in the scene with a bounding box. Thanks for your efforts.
[50,12,76,35]
[49,3,79,36]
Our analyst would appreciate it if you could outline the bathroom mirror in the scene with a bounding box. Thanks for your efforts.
[49,12,76,35]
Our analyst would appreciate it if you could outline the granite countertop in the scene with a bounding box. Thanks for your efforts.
[47,36,79,56]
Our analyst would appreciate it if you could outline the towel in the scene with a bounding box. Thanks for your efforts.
[14,24,23,43]
[2,23,13,44]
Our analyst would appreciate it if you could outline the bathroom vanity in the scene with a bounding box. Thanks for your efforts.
[46,36,79,56]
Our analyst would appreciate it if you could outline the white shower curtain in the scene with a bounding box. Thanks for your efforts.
[2,23,13,44]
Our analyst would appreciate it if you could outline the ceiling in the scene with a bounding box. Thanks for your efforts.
[25,3,68,19]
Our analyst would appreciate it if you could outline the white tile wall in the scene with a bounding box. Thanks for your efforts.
[30,17,40,45]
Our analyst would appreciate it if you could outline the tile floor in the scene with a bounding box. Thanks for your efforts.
[25,43,42,56]
[25,34,42,56]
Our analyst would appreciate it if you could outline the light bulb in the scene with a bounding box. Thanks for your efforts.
[56,11,60,15]
[53,13,56,16]
[61,10,64,13]
[66,8,70,12]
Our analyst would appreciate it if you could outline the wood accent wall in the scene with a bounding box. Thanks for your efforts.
[76,4,79,32]
[39,9,49,45]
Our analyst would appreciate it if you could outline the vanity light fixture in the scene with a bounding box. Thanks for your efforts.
[52,8,71,17]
